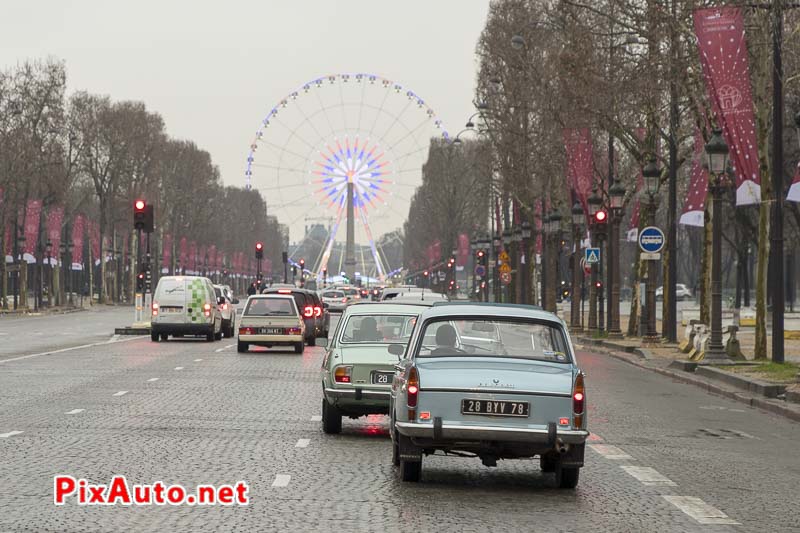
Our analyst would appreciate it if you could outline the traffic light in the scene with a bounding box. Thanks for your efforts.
[322,268,328,280]
[133,200,146,230]
[136,271,145,292]
[594,210,608,225]
[595,280,603,290]
[299,258,305,270]
[255,242,264,259]
[477,249,485,260]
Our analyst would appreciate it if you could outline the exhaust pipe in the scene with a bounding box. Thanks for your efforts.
[556,439,569,454]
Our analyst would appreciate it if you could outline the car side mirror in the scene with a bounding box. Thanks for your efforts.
[388,344,405,358]
[217,296,225,305]
[316,337,328,348]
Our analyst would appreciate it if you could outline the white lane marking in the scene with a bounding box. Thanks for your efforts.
[112,391,129,397]
[295,439,310,448]
[621,466,677,486]
[174,367,184,371]
[147,378,159,382]
[271,475,291,487]
[0,332,8,336]
[65,409,85,415]
[589,444,631,460]
[0,335,146,364]
[215,344,236,353]
[310,415,322,422]
[663,496,739,525]
[194,358,203,362]
[0,431,24,438]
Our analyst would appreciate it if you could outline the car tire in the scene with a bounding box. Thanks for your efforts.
[237,341,248,353]
[540,456,557,473]
[150,332,159,342]
[206,331,214,342]
[399,457,422,482]
[307,336,316,347]
[556,466,580,489]
[160,333,168,341]
[322,399,342,434]
[214,330,222,341]
[391,433,400,467]
[294,342,304,354]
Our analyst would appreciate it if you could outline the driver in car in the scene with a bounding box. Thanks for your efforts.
[432,324,461,355]
[358,316,382,342]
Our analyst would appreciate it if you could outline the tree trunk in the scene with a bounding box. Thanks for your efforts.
[627,253,643,337]
[700,204,711,325]
[754,201,769,359]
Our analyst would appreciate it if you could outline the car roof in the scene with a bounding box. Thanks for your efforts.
[421,302,560,322]
[263,287,313,295]
[344,302,430,315]
[249,294,295,300]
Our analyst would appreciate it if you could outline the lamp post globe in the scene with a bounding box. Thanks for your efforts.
[609,180,626,211]
[511,34,526,50]
[704,128,729,177]
[587,189,602,218]
[571,201,584,226]
[642,158,661,196]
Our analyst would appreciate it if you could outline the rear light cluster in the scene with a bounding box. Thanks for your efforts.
[303,306,314,318]
[151,303,159,316]
[573,373,585,429]
[278,289,292,294]
[334,366,352,383]
[313,306,322,318]
[287,327,302,335]
[406,367,419,420]
[203,303,211,317]
[239,327,254,335]
[341,297,347,303]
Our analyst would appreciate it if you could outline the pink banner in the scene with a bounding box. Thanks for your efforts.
[162,234,172,267]
[456,233,469,267]
[564,128,594,219]
[680,130,710,227]
[71,214,85,266]
[23,199,42,254]
[46,206,64,257]
[788,163,800,203]
[694,7,760,205]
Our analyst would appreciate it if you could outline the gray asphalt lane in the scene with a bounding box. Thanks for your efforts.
[0,319,797,532]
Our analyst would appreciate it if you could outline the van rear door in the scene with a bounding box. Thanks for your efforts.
[156,277,188,321]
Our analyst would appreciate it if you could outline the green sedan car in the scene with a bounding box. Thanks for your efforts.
[319,302,428,434]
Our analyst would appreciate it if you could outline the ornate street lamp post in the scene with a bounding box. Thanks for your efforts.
[513,225,523,304]
[571,201,584,332]
[502,228,512,302]
[521,220,532,305]
[541,214,551,309]
[45,239,53,308]
[608,179,626,337]
[66,242,74,306]
[548,210,562,314]
[642,158,661,343]
[587,190,602,333]
[704,129,731,361]
[492,232,501,302]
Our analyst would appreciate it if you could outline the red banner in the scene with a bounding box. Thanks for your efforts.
[694,7,760,205]
[788,163,800,203]
[456,233,469,267]
[46,206,64,260]
[563,128,594,219]
[23,199,42,255]
[162,234,172,267]
[680,130,710,227]
[71,214,85,266]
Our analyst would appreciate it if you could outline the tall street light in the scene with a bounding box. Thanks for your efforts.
[642,158,661,343]
[571,201,584,332]
[521,220,532,305]
[492,232,502,302]
[608,179,626,337]
[587,190,602,333]
[502,228,512,303]
[704,129,732,361]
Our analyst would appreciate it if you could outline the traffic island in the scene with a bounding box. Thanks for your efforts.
[114,326,150,335]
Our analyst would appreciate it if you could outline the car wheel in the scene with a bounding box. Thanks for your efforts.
[214,330,222,341]
[206,331,214,342]
[540,455,557,473]
[294,342,304,354]
[160,333,168,341]
[322,399,342,434]
[237,341,248,353]
[556,466,580,489]
[399,457,422,483]
[391,432,400,467]
[307,336,316,347]
[150,332,159,342]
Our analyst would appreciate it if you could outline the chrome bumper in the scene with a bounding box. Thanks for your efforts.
[395,421,588,444]
[324,387,391,400]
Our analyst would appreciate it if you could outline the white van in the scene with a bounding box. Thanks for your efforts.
[151,276,223,342]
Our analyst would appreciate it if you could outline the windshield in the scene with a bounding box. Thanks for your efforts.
[340,314,417,344]
[244,298,296,317]
[416,318,571,363]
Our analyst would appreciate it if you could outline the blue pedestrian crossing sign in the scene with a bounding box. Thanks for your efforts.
[585,248,601,264]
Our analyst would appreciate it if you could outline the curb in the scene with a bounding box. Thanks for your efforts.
[580,343,800,423]
[577,336,650,359]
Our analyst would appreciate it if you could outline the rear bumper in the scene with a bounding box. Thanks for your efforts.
[324,387,391,400]
[395,421,588,444]
[152,323,212,335]
[239,334,303,343]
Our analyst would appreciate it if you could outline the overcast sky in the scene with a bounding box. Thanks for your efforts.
[0,0,490,237]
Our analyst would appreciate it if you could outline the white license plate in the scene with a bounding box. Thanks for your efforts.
[162,307,182,313]
[461,399,529,417]
[259,328,284,334]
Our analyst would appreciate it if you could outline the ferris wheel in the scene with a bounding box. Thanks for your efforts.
[245,73,449,281]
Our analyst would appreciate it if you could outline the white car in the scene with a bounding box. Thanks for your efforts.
[214,284,239,338]
[151,276,223,342]
[320,289,349,312]
[656,284,693,301]
[237,295,305,353]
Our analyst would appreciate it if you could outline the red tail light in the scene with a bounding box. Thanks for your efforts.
[573,373,585,429]
[286,327,302,335]
[342,297,347,303]
[221,303,228,310]
[239,327,254,335]
[334,366,352,383]
[314,306,322,318]
[151,303,159,316]
[278,289,292,294]
[303,306,314,318]
[407,367,419,408]
[203,303,211,317]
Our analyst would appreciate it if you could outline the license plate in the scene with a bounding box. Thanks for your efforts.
[371,371,393,384]
[259,328,284,334]
[461,399,529,417]
[161,307,182,313]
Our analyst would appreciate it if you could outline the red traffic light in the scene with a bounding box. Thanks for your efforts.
[134,199,145,211]
[477,250,485,258]
[594,210,607,223]
[595,281,602,288]
[255,242,263,251]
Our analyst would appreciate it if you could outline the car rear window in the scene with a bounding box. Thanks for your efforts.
[340,314,417,344]
[417,318,571,363]
[323,291,344,298]
[245,298,296,316]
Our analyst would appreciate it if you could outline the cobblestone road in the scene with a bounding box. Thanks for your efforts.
[1,313,798,532]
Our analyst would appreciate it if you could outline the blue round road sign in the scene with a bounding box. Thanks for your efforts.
[638,226,665,253]
[474,265,486,277]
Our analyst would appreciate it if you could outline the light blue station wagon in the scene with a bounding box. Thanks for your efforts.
[389,303,588,488]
